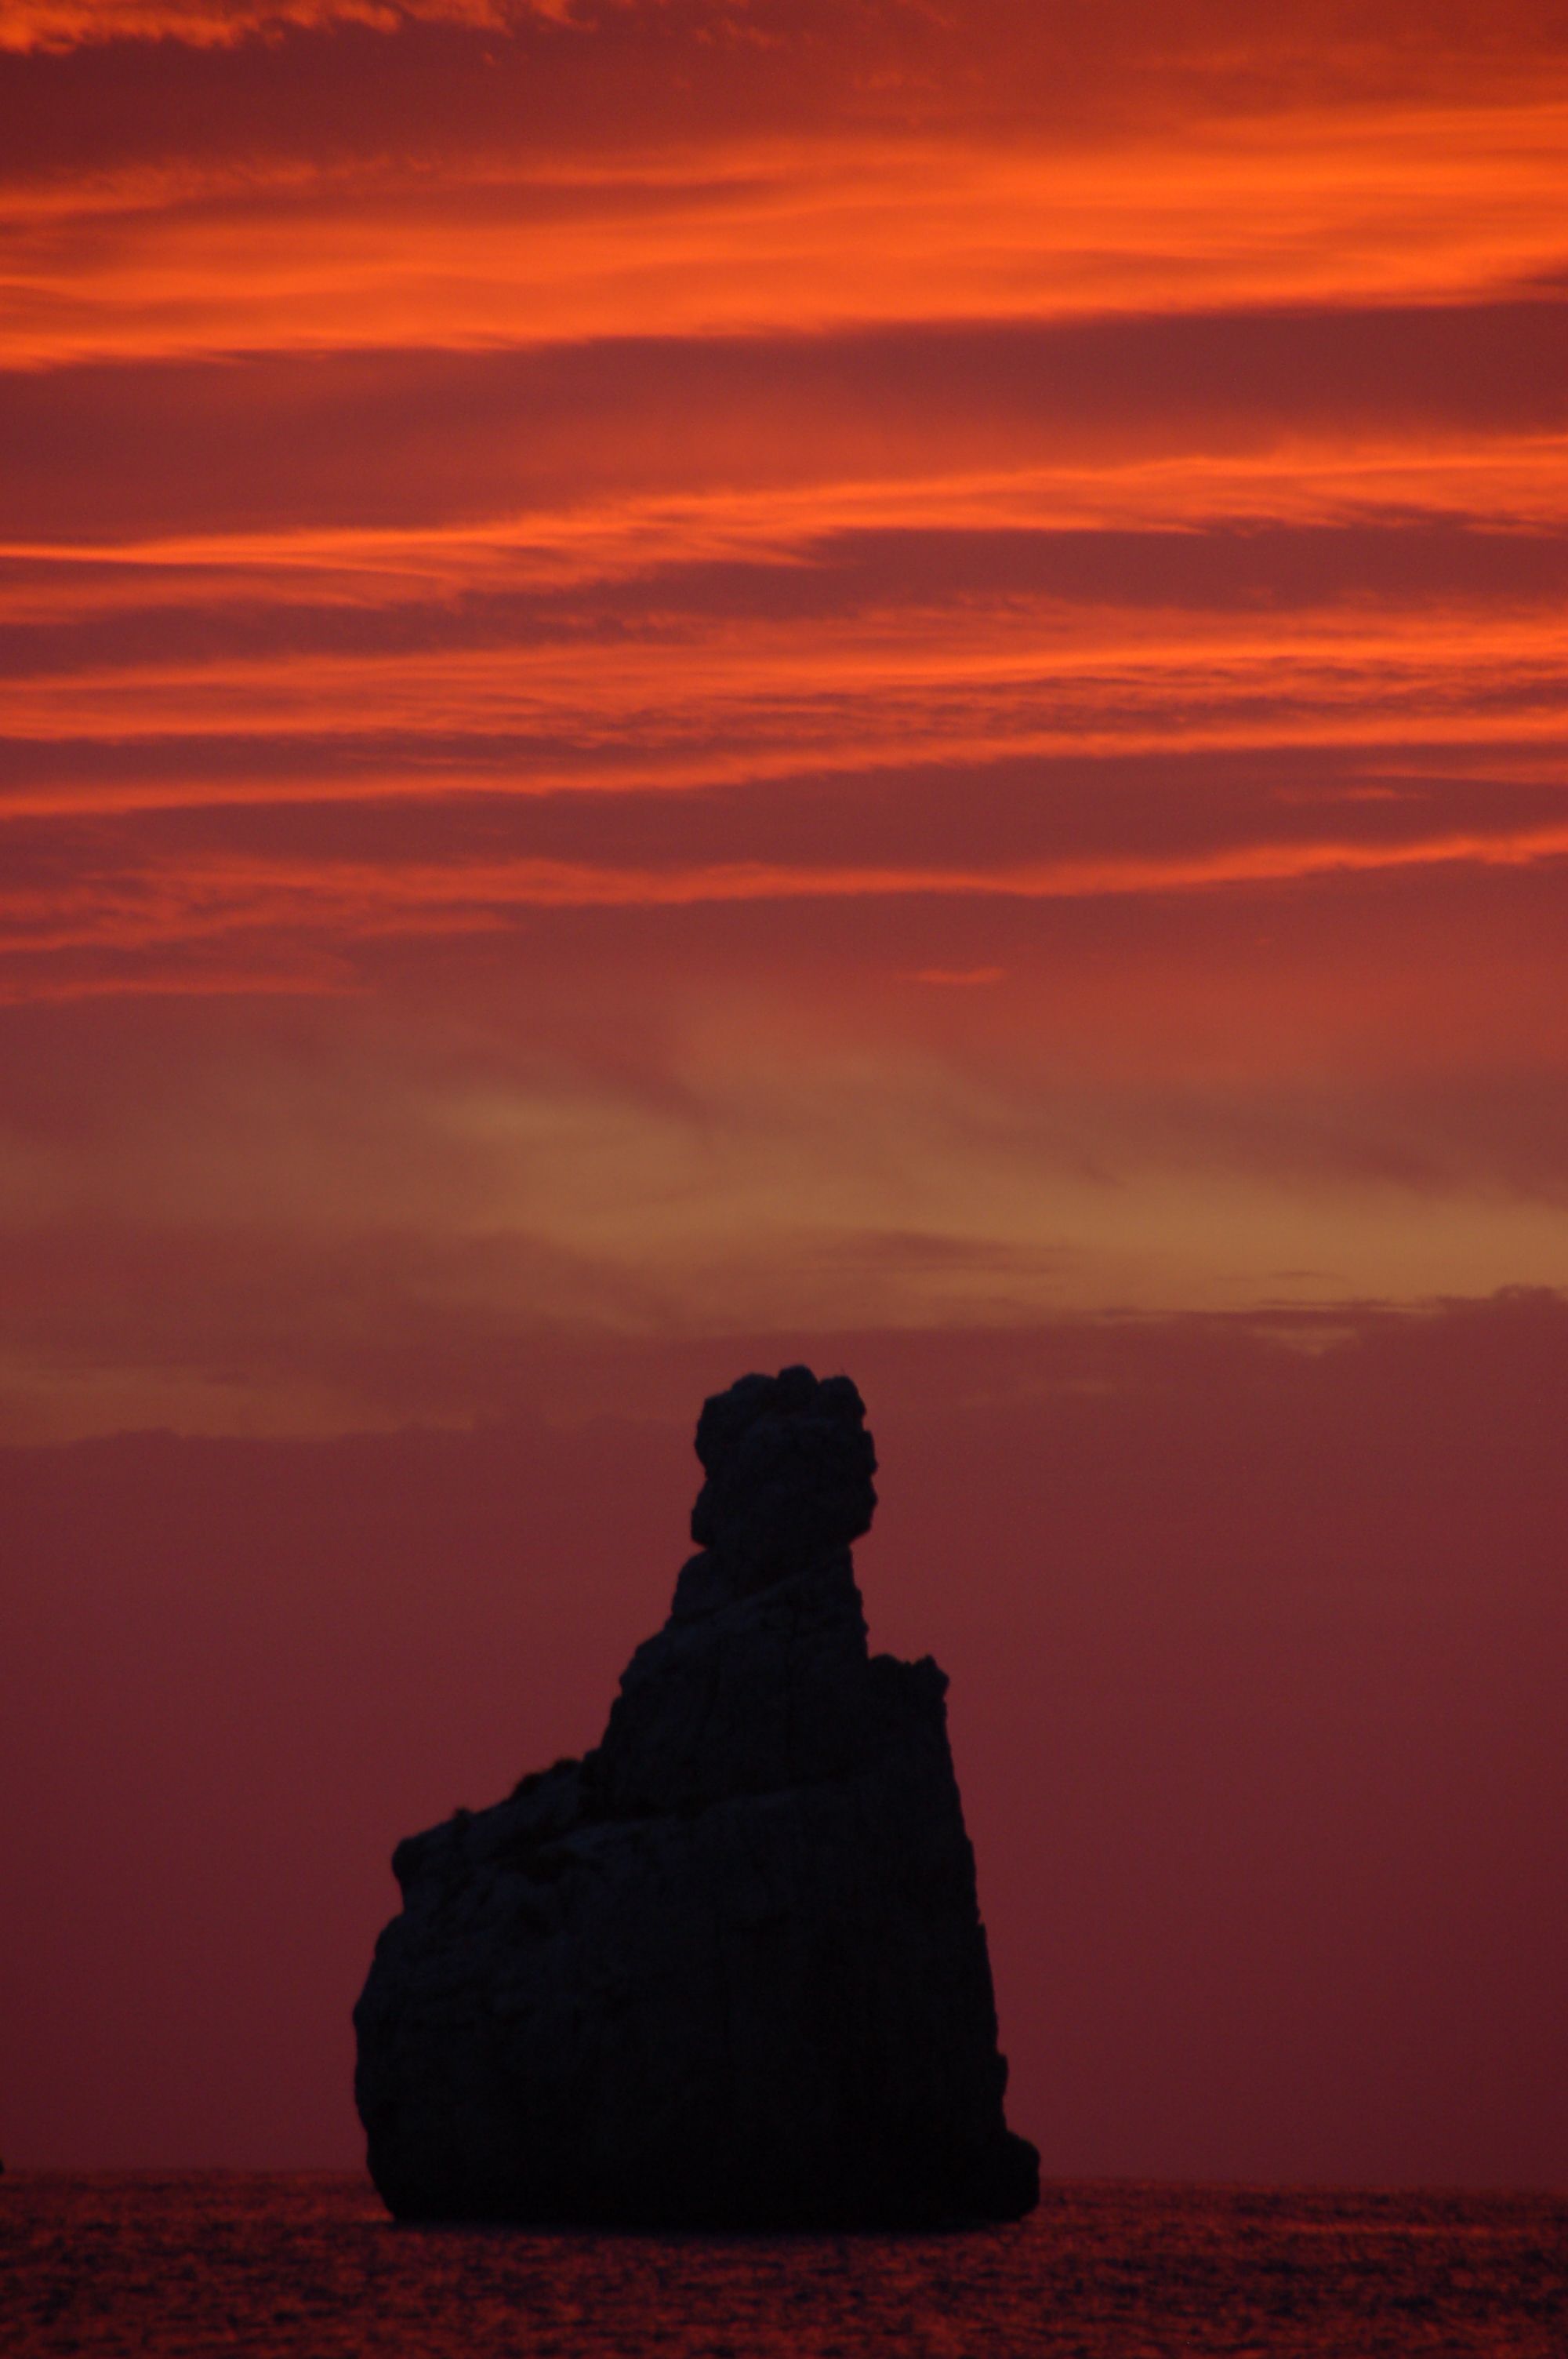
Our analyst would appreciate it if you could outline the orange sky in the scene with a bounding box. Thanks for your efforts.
[3,0,1567,2182]
[3,2,1566,1433]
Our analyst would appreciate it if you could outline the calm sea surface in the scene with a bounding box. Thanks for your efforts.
[3,2172,1564,2357]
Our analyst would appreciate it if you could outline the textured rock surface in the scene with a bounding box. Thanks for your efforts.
[354,1366,1040,2226]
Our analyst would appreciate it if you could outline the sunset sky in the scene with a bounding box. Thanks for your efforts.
[4,0,1567,2183]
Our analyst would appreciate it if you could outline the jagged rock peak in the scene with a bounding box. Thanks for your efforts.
[353,1365,1040,2230]
[688,1363,877,1589]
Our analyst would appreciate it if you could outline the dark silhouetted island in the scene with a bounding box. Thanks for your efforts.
[354,1365,1040,2226]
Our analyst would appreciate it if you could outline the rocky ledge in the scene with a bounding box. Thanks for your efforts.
[353,1365,1040,2227]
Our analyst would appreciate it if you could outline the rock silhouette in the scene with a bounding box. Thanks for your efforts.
[354,1366,1040,2226]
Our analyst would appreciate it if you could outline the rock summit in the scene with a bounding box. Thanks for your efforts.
[354,1365,1040,2226]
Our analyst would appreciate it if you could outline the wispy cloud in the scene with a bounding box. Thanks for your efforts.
[5,107,1567,368]
[2,0,1566,1427]
[0,2,524,56]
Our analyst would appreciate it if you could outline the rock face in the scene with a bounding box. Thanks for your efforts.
[353,1366,1040,2227]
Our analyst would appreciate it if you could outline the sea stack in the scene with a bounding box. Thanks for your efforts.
[354,1365,1040,2226]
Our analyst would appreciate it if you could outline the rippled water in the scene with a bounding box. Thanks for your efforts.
[4,2172,1565,2357]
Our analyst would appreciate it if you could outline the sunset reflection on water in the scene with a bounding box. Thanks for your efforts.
[5,2173,1566,2357]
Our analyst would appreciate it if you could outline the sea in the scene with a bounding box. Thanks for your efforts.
[3,2173,1564,2357]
